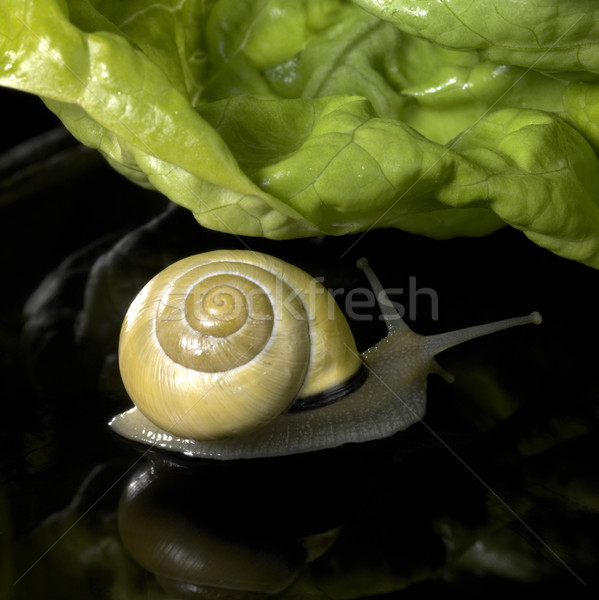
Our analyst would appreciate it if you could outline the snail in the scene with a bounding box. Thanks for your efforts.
[109,249,541,460]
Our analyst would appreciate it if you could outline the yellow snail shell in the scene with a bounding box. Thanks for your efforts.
[116,250,362,441]
[109,250,541,460]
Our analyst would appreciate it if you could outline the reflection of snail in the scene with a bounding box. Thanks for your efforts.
[109,250,541,459]
[118,458,342,599]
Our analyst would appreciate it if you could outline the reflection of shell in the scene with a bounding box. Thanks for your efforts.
[118,250,361,441]
[118,459,341,599]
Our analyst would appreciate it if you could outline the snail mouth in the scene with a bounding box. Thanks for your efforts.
[286,365,369,414]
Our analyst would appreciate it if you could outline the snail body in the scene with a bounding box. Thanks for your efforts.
[109,250,541,460]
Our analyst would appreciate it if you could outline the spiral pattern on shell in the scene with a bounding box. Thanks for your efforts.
[118,250,361,440]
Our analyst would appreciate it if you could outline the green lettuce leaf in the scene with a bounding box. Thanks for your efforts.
[2,0,599,267]
[353,0,599,74]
